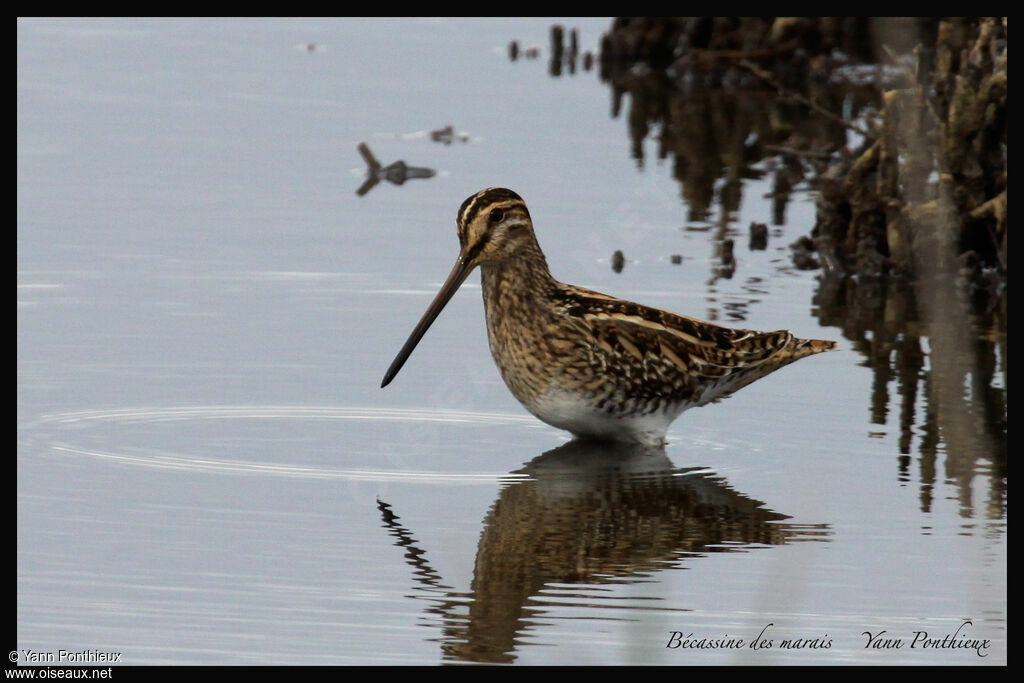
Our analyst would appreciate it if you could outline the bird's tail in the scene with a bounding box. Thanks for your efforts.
[792,337,839,358]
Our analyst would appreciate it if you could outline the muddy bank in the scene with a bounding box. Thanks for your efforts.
[599,17,937,87]
[599,17,1006,316]
[810,19,1006,307]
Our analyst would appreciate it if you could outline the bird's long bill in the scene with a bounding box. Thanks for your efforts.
[380,256,474,387]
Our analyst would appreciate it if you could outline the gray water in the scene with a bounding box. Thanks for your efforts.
[17,17,1005,666]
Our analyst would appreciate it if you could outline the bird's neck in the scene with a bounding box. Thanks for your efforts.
[479,237,558,307]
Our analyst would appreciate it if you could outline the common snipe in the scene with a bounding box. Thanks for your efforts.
[382,188,837,445]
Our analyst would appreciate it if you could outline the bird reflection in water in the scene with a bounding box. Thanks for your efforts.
[377,438,830,663]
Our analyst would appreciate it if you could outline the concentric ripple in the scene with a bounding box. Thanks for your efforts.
[23,405,536,482]
[31,404,537,427]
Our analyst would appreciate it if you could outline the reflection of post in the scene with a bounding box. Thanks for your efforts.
[812,268,1005,516]
[549,24,563,77]
[543,25,580,77]
[895,332,925,459]
[568,28,578,75]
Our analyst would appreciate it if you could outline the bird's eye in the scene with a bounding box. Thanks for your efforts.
[489,208,504,223]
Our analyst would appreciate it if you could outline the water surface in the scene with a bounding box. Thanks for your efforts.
[18,17,1005,665]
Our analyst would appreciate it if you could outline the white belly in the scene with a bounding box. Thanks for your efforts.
[526,388,682,446]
